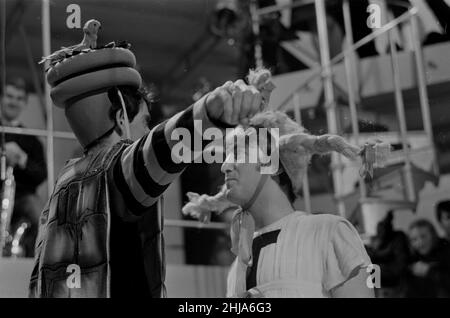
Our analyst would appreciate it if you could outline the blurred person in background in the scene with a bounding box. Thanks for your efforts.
[436,200,450,242]
[405,219,450,297]
[0,76,47,257]
[366,211,410,298]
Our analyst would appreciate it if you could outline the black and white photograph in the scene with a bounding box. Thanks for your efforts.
[1,0,450,302]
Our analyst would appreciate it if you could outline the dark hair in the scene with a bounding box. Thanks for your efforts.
[247,125,296,204]
[271,169,296,203]
[376,210,394,240]
[436,200,450,223]
[381,210,394,227]
[2,76,28,96]
[107,85,153,124]
[409,219,439,243]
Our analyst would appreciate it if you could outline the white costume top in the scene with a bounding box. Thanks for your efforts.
[227,211,372,298]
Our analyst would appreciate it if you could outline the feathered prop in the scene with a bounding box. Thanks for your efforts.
[182,185,239,222]
[247,68,276,110]
[359,141,392,178]
[39,19,101,66]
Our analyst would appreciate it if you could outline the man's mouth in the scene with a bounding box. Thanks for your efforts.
[225,178,237,185]
[5,104,18,110]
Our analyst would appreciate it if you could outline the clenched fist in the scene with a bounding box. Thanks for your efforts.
[205,79,263,126]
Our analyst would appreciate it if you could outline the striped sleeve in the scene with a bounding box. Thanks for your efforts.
[112,94,218,216]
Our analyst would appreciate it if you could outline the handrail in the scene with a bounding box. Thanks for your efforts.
[330,8,417,67]
[330,145,437,170]
[256,0,316,16]
[255,0,413,17]
[0,125,76,140]
[165,219,228,230]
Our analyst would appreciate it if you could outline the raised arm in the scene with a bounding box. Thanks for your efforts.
[112,80,263,216]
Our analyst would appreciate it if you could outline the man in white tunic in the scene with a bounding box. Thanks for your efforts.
[222,120,374,298]
[183,69,376,298]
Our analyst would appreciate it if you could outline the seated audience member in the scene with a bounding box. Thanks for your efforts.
[436,200,450,242]
[405,219,450,297]
[367,211,410,298]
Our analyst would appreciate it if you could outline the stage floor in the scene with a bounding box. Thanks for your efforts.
[0,258,228,298]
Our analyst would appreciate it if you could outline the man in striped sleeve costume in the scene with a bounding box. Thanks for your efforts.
[29,45,263,298]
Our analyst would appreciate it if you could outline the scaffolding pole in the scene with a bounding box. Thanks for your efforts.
[250,0,263,69]
[342,0,367,199]
[410,14,439,178]
[0,0,6,259]
[42,0,54,195]
[388,30,416,202]
[314,0,346,217]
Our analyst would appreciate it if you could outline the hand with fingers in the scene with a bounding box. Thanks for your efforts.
[205,79,263,127]
[5,142,28,168]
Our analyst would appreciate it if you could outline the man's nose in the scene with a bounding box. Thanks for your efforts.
[221,156,236,174]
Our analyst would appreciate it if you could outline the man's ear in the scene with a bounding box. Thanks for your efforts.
[114,109,124,135]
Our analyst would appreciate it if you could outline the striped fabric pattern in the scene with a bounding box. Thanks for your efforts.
[112,95,215,216]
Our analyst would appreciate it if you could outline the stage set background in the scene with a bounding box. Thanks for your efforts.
[3,0,450,297]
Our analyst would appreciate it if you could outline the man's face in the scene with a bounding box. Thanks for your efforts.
[221,129,263,206]
[1,85,27,122]
[129,101,151,141]
[409,226,434,256]
[221,158,261,207]
[439,211,450,238]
